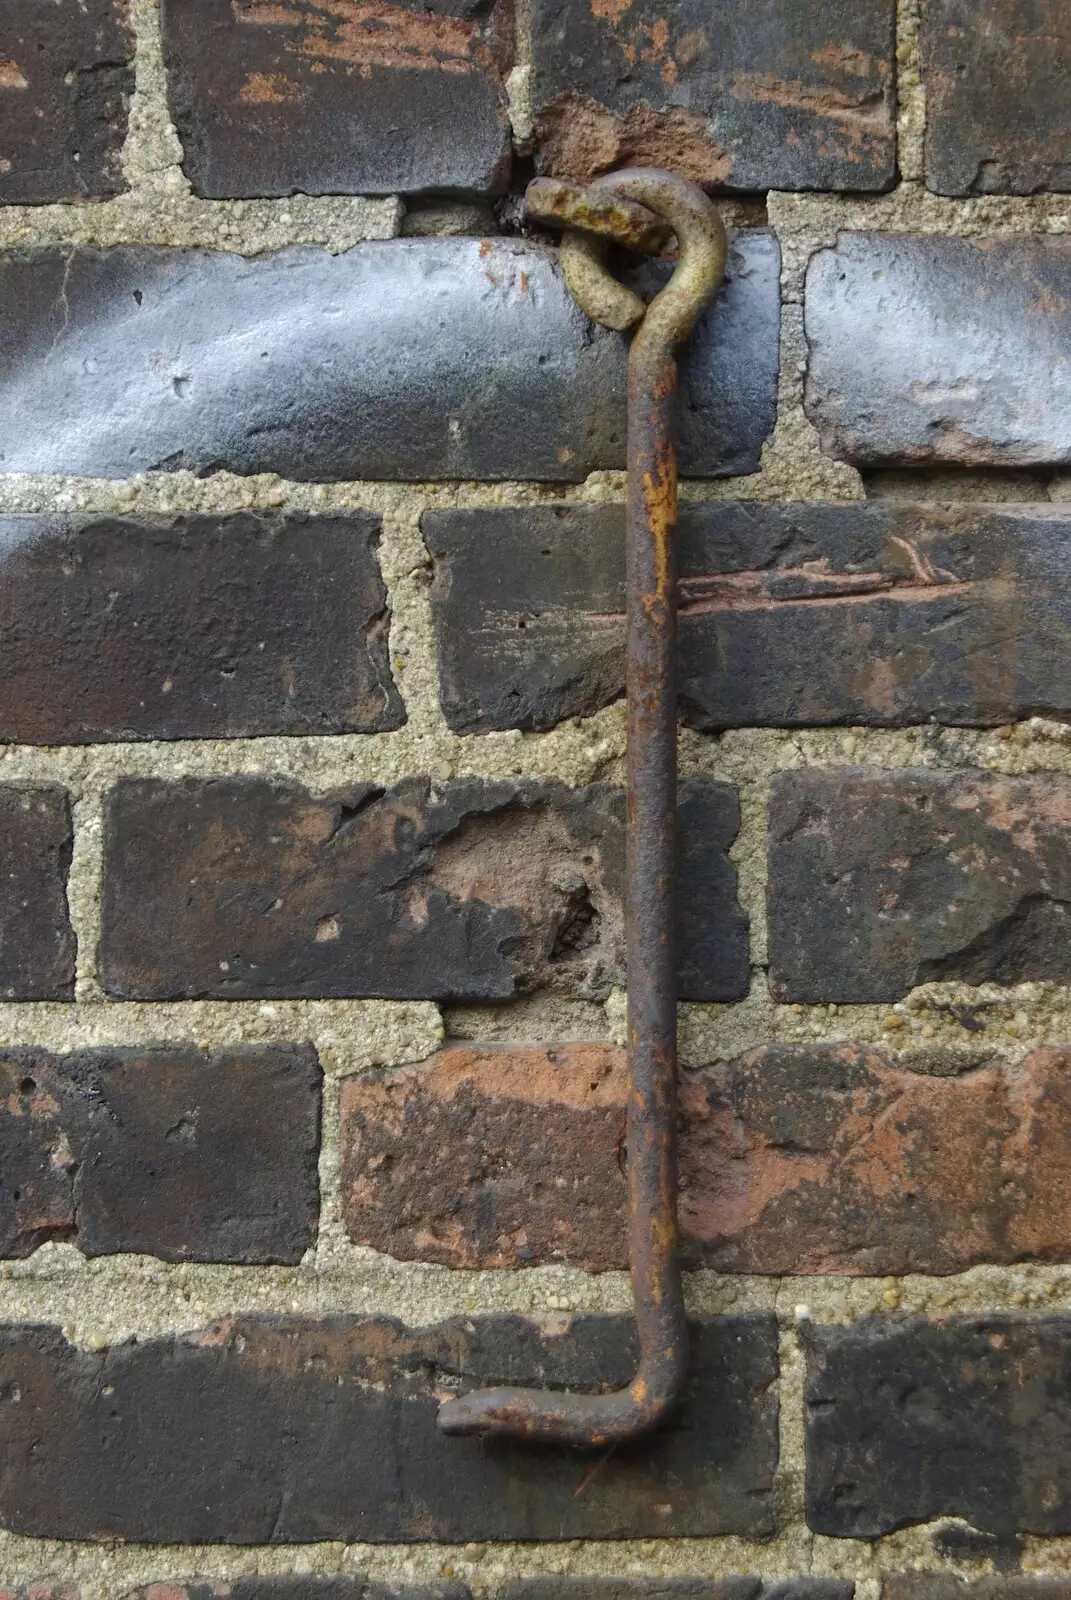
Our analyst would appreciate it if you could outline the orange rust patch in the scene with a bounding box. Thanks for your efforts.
[590,0,633,22]
[236,69,300,102]
[536,90,732,187]
[233,0,481,75]
[810,42,873,76]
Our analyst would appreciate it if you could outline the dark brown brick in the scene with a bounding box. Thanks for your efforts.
[0,237,779,482]
[0,0,133,203]
[130,1583,467,1600]
[768,767,1071,1004]
[0,1312,778,1541]
[504,1586,853,1600]
[160,0,511,199]
[921,0,1071,195]
[530,0,895,192]
[805,234,1071,468]
[425,501,1071,733]
[804,1314,1071,1536]
[0,513,401,743]
[341,1042,1071,1276]
[0,787,74,1002]
[98,775,748,1002]
[0,1046,321,1263]
[885,1583,1070,1600]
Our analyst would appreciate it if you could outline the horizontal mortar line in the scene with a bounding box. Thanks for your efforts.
[0,723,1067,785]
[5,1258,1071,1338]
[5,1521,1057,1587]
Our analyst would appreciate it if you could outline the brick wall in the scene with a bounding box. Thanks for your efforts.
[3,0,1071,1594]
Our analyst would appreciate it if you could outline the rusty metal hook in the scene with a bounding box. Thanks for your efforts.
[436,169,726,1448]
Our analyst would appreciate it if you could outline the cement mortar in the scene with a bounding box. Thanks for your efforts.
[6,0,1071,1582]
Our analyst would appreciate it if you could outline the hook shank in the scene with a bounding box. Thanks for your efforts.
[438,170,726,1447]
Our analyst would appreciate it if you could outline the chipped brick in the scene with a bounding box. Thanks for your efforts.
[0,0,133,203]
[0,1313,779,1540]
[530,0,896,192]
[805,234,1071,469]
[98,776,748,1002]
[0,513,402,743]
[0,1046,321,1263]
[425,501,1071,733]
[160,0,512,198]
[768,768,1071,1004]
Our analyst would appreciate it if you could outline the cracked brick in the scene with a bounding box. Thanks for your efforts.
[424,502,1071,732]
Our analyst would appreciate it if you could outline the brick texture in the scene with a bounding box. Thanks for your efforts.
[0,513,402,743]
[530,0,896,192]
[0,1046,321,1264]
[130,1584,467,1600]
[921,0,1071,195]
[160,0,512,199]
[884,1584,1071,1600]
[98,775,748,1002]
[340,1042,1071,1276]
[425,502,1071,732]
[506,1587,854,1600]
[0,0,134,203]
[805,234,1071,468]
[0,1313,779,1541]
[0,786,74,1002]
[767,768,1071,1004]
[804,1315,1071,1537]
[0,237,778,482]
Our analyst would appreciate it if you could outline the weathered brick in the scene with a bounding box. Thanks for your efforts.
[0,513,401,743]
[0,236,778,481]
[530,0,895,192]
[921,0,1071,195]
[160,0,511,199]
[98,775,748,1002]
[0,1313,778,1541]
[768,768,1071,1004]
[341,1042,1071,1276]
[130,1583,467,1600]
[884,1583,1071,1600]
[804,1315,1071,1536]
[505,1586,853,1600]
[0,1046,321,1263]
[425,502,1071,733]
[805,234,1071,468]
[0,787,74,1002]
[0,1589,79,1600]
[0,0,133,203]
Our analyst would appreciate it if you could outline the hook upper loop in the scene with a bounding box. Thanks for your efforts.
[525,169,727,342]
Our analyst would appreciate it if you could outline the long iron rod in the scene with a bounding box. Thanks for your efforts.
[438,171,726,1446]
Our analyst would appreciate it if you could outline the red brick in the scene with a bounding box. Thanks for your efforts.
[342,1043,1071,1276]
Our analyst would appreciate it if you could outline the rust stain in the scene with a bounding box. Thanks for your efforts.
[676,565,971,614]
[590,0,633,22]
[730,70,889,131]
[0,58,28,89]
[536,91,732,187]
[233,0,481,75]
[236,70,301,103]
[810,42,874,76]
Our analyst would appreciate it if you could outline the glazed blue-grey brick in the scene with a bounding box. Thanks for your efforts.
[0,235,779,482]
[805,234,1071,468]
